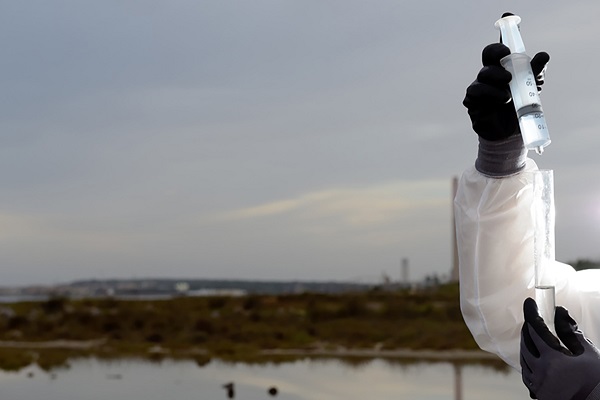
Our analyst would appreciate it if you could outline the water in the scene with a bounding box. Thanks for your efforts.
[0,357,526,400]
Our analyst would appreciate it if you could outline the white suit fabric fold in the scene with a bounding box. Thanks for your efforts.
[455,158,600,369]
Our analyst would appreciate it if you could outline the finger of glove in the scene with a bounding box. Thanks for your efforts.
[523,297,566,352]
[523,320,572,385]
[482,43,511,67]
[522,318,540,358]
[520,349,534,379]
[531,52,550,78]
[477,65,512,87]
[521,323,548,375]
[520,358,537,398]
[555,306,586,356]
[520,355,537,399]
[464,81,512,106]
[520,350,534,379]
[532,52,549,91]
[521,324,544,397]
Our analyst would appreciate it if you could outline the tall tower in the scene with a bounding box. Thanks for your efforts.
[401,257,409,284]
[450,176,460,282]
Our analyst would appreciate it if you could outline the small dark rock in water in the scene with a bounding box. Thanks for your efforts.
[268,386,278,396]
[223,382,235,398]
[27,372,34,378]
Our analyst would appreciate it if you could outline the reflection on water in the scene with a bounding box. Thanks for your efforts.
[0,357,526,400]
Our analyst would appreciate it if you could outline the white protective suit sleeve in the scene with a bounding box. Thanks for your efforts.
[455,158,600,370]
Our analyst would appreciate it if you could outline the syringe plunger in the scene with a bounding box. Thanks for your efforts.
[494,15,525,53]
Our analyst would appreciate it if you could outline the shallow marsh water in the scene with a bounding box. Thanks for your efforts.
[0,357,525,400]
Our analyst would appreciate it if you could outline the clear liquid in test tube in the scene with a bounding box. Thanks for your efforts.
[532,170,556,333]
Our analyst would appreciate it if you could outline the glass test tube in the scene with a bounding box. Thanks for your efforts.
[532,169,556,331]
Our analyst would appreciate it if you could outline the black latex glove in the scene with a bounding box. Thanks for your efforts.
[520,298,600,400]
[463,44,550,141]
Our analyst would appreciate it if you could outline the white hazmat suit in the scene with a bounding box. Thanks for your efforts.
[455,158,600,370]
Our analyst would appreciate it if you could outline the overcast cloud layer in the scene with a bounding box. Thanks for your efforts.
[2,1,600,286]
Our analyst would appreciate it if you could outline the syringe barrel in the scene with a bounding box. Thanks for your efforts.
[501,53,551,153]
[500,53,540,112]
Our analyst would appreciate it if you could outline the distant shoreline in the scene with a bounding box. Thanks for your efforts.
[0,339,498,361]
[260,348,499,360]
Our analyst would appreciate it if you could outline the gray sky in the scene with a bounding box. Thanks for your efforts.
[2,1,599,286]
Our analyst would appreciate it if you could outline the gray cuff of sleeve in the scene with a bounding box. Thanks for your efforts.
[475,135,527,177]
[586,382,600,400]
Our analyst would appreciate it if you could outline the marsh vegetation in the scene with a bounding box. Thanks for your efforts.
[0,283,478,370]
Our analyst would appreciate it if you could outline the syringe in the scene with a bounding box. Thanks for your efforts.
[495,14,551,155]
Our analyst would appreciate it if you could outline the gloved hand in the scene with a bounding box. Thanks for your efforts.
[463,43,550,141]
[463,43,550,176]
[520,298,600,400]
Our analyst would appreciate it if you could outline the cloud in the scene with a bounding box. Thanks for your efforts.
[213,179,451,240]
